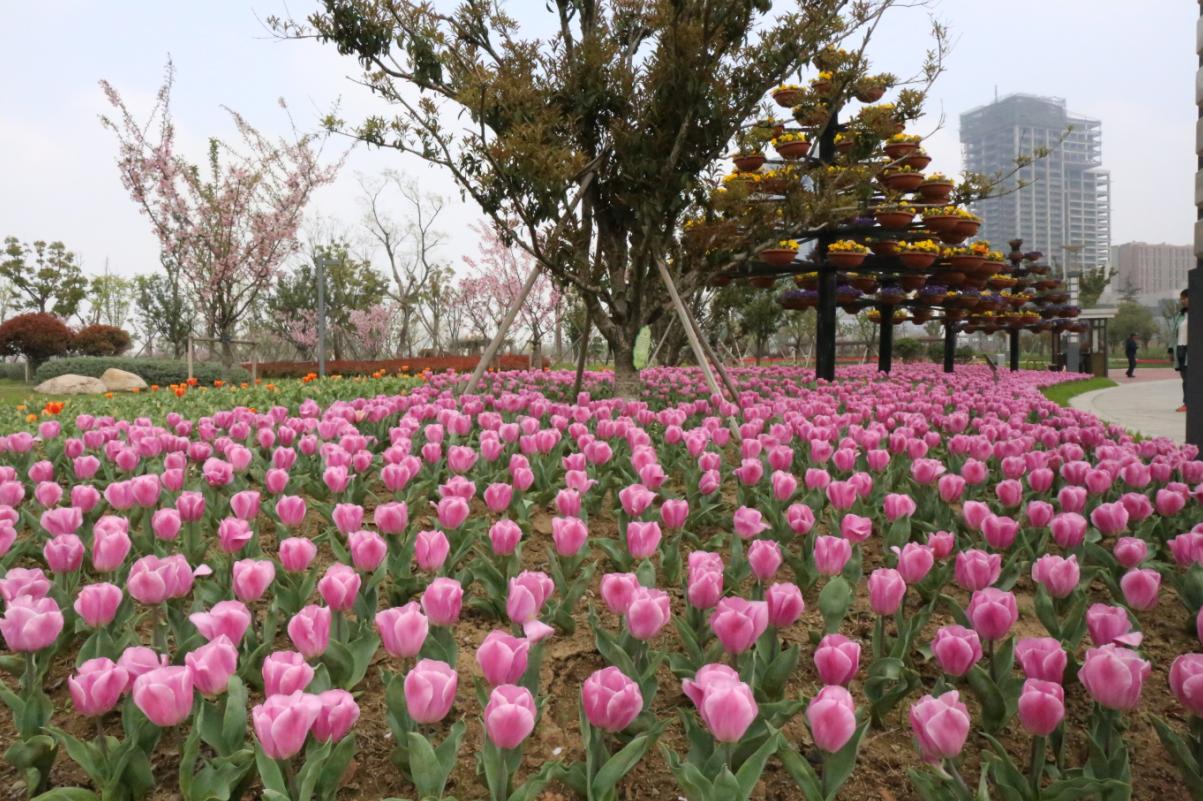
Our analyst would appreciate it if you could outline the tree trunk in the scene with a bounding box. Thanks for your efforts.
[612,340,639,397]
[530,334,542,370]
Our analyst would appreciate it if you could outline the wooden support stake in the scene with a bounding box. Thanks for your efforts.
[655,257,742,441]
[461,171,597,397]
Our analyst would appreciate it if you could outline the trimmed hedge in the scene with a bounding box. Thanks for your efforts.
[252,355,542,378]
[34,357,249,386]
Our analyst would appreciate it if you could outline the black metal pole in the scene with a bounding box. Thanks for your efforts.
[814,109,841,383]
[1188,1,1203,446]
[877,305,894,373]
[943,322,956,374]
[1009,329,1020,371]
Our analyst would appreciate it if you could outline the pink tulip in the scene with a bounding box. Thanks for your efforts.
[376,602,429,658]
[1015,637,1066,683]
[1031,554,1080,599]
[149,508,181,542]
[786,503,815,535]
[626,587,671,640]
[747,540,782,582]
[868,568,906,615]
[710,597,768,653]
[435,496,469,531]
[937,474,965,504]
[825,481,858,510]
[69,657,129,716]
[404,659,459,724]
[840,514,872,542]
[484,483,514,514]
[687,564,723,610]
[505,572,551,626]
[126,555,182,606]
[92,518,132,572]
[489,519,523,555]
[232,559,276,603]
[932,625,982,677]
[892,543,934,584]
[732,506,770,539]
[807,685,857,753]
[1156,488,1187,517]
[1086,603,1142,647]
[600,572,641,615]
[132,665,194,726]
[414,529,451,572]
[909,691,970,763]
[1018,679,1064,736]
[484,684,537,749]
[966,588,1018,642]
[552,516,589,557]
[41,506,82,538]
[681,664,758,743]
[253,691,322,759]
[554,489,581,517]
[176,492,206,522]
[661,499,689,530]
[312,689,359,742]
[927,531,955,560]
[1025,500,1054,528]
[43,533,84,573]
[581,666,643,732]
[883,493,916,522]
[619,484,657,517]
[278,537,317,573]
[1089,502,1129,535]
[995,479,1024,508]
[230,490,261,521]
[262,651,315,696]
[118,647,169,689]
[186,635,239,696]
[1113,537,1148,569]
[477,630,530,686]
[1050,512,1087,549]
[190,600,252,645]
[765,582,804,628]
[217,517,253,554]
[1079,644,1151,710]
[332,503,364,534]
[1119,568,1161,611]
[961,500,992,532]
[814,634,861,686]
[420,576,463,626]
[910,459,945,485]
[318,564,361,612]
[374,501,409,535]
[1058,486,1086,514]
[288,605,331,658]
[954,549,1001,591]
[1170,653,1203,717]
[981,515,1019,550]
[75,583,123,628]
[814,536,852,576]
[348,530,387,572]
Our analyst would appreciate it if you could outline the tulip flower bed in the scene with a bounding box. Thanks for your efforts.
[1,363,1202,801]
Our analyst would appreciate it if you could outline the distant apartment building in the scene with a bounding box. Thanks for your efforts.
[1109,242,1193,304]
[960,94,1110,272]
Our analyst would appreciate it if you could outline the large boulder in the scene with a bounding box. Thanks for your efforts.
[100,368,149,392]
[35,374,108,395]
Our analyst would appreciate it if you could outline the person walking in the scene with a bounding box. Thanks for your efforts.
[1124,333,1138,378]
[1171,289,1189,412]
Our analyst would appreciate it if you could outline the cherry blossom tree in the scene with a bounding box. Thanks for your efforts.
[99,61,341,368]
[462,221,561,366]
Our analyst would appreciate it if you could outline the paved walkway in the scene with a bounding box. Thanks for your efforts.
[1070,376,1185,442]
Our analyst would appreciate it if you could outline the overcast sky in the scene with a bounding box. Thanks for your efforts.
[0,1,1196,281]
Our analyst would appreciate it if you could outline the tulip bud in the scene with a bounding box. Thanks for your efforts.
[581,666,643,733]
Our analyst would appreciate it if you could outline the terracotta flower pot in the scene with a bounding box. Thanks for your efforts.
[772,88,803,108]
[880,171,924,192]
[898,252,937,270]
[916,181,954,203]
[948,255,984,271]
[883,141,919,160]
[874,211,914,230]
[836,139,855,154]
[922,215,960,234]
[849,277,877,292]
[941,271,966,288]
[855,85,886,103]
[955,219,981,236]
[732,154,765,172]
[901,153,932,170]
[758,248,798,267]
[781,297,814,310]
[775,140,812,160]
[749,276,776,289]
[938,231,969,245]
[899,274,926,290]
[869,240,900,257]
[826,252,867,269]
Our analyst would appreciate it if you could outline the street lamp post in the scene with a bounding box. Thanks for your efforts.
[1063,243,1083,373]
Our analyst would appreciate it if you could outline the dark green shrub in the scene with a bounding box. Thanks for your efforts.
[0,313,73,370]
[926,341,945,363]
[893,338,924,363]
[34,357,249,386]
[72,324,132,357]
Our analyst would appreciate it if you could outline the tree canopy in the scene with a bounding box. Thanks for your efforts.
[0,237,87,319]
[275,0,941,391]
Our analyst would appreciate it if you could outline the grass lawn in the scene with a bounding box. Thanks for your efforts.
[0,379,60,406]
[1040,376,1117,407]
